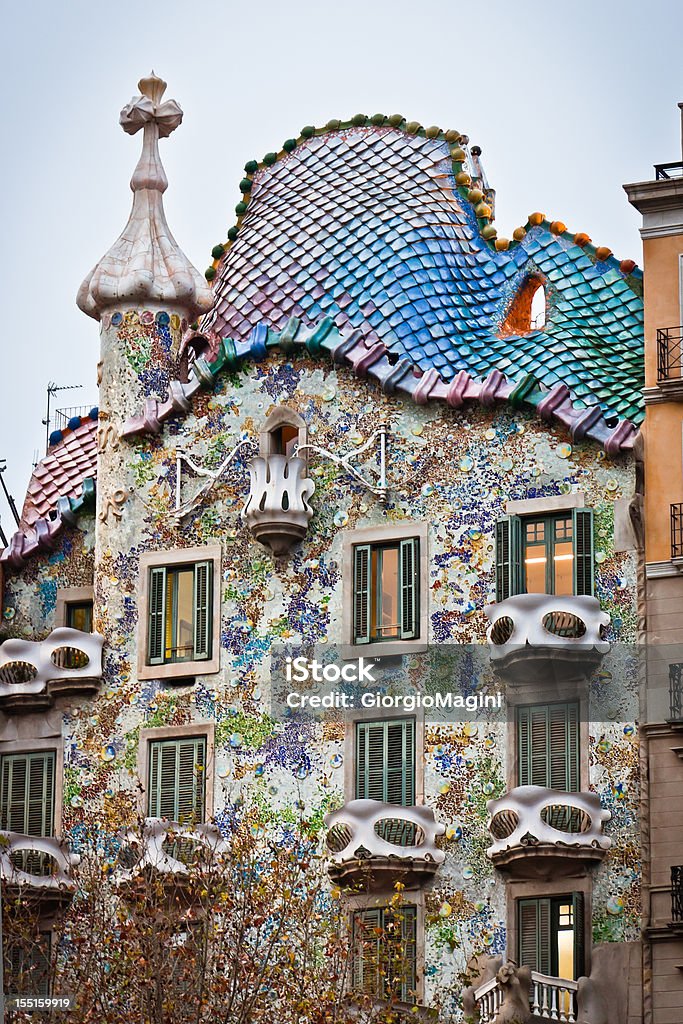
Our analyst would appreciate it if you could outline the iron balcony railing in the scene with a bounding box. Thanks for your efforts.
[672,865,683,923]
[671,504,683,559]
[53,405,95,429]
[657,327,683,382]
[655,161,683,181]
[670,664,683,722]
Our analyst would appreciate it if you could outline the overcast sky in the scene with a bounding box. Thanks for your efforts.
[1,0,682,530]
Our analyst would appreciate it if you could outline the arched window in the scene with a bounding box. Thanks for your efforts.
[260,408,307,462]
[500,275,547,336]
[179,334,210,384]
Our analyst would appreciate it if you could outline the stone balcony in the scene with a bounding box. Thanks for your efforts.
[116,818,229,880]
[485,594,610,681]
[486,785,611,879]
[472,966,579,1023]
[242,454,315,554]
[324,799,445,889]
[0,831,79,901]
[0,627,104,712]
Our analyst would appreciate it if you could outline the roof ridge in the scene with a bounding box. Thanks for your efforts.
[119,315,639,454]
[1,477,96,569]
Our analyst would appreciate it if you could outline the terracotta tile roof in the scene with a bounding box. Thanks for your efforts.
[21,414,98,527]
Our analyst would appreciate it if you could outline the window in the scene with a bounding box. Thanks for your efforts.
[356,719,415,806]
[260,408,307,460]
[0,751,55,876]
[518,894,585,980]
[517,702,579,792]
[353,538,419,644]
[496,509,594,600]
[6,933,52,996]
[147,561,212,667]
[352,904,417,1002]
[66,601,93,633]
[148,736,206,822]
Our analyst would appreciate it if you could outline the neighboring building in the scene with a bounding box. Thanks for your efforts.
[1,75,648,1021]
[625,107,683,1024]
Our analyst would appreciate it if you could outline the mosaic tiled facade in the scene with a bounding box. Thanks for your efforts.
[0,75,647,1022]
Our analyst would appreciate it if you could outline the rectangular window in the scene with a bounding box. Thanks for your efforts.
[352,904,417,1002]
[356,719,415,806]
[66,601,93,633]
[147,561,212,666]
[0,752,55,837]
[6,933,52,996]
[496,509,593,600]
[518,893,585,980]
[148,736,206,823]
[517,702,579,792]
[353,538,419,644]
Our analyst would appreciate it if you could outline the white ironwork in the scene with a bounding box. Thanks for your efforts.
[116,818,229,879]
[324,798,445,865]
[0,627,104,701]
[173,439,254,520]
[297,423,388,500]
[486,785,611,860]
[473,970,578,1023]
[0,832,79,890]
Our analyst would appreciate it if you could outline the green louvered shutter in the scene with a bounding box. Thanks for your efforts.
[353,907,382,994]
[7,934,51,996]
[0,752,55,837]
[353,544,371,644]
[397,904,418,1001]
[496,515,522,600]
[519,898,552,976]
[573,508,594,596]
[148,737,206,822]
[399,538,419,640]
[356,720,415,806]
[518,704,579,791]
[148,567,167,665]
[193,561,212,660]
[573,892,585,978]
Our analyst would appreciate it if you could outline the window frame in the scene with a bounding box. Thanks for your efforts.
[517,892,586,980]
[138,723,215,821]
[345,891,425,1005]
[0,749,56,838]
[496,494,594,601]
[55,586,94,631]
[352,903,418,1003]
[137,546,221,681]
[516,701,580,792]
[507,877,592,979]
[355,718,416,806]
[342,523,428,659]
[0,739,63,839]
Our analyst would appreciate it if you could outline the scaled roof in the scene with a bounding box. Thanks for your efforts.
[202,119,644,424]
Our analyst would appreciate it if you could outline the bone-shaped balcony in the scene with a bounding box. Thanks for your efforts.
[0,832,79,899]
[486,785,611,879]
[242,455,315,554]
[324,799,445,889]
[0,627,104,712]
[486,594,610,680]
[116,819,229,881]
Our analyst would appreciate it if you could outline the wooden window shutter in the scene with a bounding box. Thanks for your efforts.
[496,516,522,601]
[353,544,372,644]
[519,898,552,976]
[397,904,418,1001]
[149,738,206,822]
[193,561,212,660]
[549,703,579,792]
[356,720,415,806]
[148,566,167,665]
[399,538,419,640]
[572,509,594,596]
[572,891,585,978]
[353,907,382,994]
[0,753,55,837]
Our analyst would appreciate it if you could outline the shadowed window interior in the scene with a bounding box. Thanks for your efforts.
[65,600,93,633]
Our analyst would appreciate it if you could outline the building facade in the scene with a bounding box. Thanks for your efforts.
[0,75,649,1022]
[625,111,683,1024]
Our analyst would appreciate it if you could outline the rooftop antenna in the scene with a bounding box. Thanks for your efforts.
[0,460,20,527]
[42,382,83,454]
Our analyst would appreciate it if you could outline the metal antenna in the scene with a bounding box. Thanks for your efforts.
[42,382,83,453]
[0,461,20,527]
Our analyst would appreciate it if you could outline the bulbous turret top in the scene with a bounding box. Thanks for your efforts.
[77,73,213,322]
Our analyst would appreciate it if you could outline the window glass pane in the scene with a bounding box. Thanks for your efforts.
[164,568,195,663]
[66,602,93,632]
[557,927,574,981]
[554,518,574,595]
[370,545,400,639]
[524,519,547,593]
